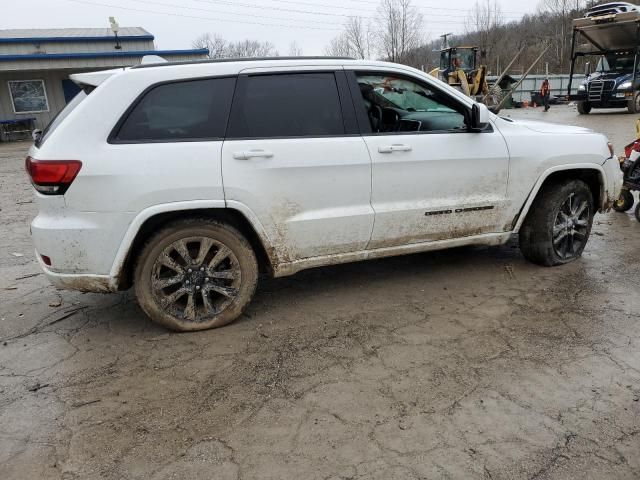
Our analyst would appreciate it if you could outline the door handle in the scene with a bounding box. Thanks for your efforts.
[233,150,274,160]
[378,144,412,153]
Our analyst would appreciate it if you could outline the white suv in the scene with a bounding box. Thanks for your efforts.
[27,57,622,331]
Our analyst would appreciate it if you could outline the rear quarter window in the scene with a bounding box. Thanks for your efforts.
[36,90,87,148]
[112,77,236,142]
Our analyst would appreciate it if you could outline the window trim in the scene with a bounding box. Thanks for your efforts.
[345,69,493,136]
[107,75,237,145]
[225,70,358,141]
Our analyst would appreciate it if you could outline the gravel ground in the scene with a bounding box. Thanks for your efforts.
[1,104,639,479]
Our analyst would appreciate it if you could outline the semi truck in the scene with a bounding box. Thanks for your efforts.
[569,3,640,114]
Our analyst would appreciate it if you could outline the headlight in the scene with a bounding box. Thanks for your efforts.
[618,81,632,90]
[578,84,586,91]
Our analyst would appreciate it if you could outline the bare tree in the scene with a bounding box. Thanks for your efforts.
[324,33,353,57]
[192,33,227,59]
[226,39,278,58]
[192,34,278,58]
[537,0,587,69]
[377,0,424,63]
[404,0,594,74]
[344,17,372,59]
[288,41,303,56]
[465,0,503,62]
[324,17,372,59]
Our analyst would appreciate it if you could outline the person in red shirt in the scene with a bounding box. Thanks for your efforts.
[541,78,551,112]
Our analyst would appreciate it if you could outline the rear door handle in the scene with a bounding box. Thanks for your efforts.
[378,144,412,153]
[233,150,274,160]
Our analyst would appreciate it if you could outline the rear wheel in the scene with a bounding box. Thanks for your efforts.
[628,92,640,114]
[134,219,258,331]
[613,189,634,212]
[519,180,594,266]
[635,203,640,222]
[577,101,591,115]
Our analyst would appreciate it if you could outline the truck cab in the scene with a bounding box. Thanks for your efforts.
[569,5,640,114]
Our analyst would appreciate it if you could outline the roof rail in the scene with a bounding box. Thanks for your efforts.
[131,55,356,69]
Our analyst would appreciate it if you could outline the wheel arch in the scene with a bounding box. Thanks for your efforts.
[513,165,606,233]
[110,202,276,291]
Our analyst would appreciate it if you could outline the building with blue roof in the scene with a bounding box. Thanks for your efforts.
[0,27,208,137]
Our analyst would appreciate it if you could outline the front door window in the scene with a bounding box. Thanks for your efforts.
[356,74,467,133]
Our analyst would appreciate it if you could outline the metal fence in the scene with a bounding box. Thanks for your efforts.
[487,74,586,103]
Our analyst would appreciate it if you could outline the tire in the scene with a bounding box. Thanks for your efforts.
[628,92,640,114]
[577,101,591,115]
[519,180,594,266]
[635,203,640,223]
[613,189,634,212]
[134,219,258,332]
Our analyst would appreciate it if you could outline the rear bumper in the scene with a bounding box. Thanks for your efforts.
[35,252,116,293]
[30,209,132,275]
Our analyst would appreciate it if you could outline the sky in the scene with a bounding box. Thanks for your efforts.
[4,0,542,55]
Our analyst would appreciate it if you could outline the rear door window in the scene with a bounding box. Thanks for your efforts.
[226,73,345,138]
[113,77,236,142]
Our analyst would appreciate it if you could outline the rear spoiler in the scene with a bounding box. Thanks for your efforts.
[69,68,125,89]
[69,55,168,88]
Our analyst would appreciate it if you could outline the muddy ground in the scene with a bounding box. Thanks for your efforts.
[1,105,639,479]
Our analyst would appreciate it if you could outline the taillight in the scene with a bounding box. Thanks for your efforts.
[25,157,82,195]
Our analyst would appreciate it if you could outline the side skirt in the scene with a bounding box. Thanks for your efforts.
[273,232,513,277]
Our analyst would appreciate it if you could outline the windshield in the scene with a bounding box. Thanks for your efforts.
[596,55,636,73]
[454,49,476,71]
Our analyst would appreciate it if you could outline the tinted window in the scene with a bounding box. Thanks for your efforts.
[115,77,235,142]
[227,73,345,138]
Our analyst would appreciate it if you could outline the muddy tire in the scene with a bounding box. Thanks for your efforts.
[577,101,591,115]
[613,189,634,212]
[134,219,258,332]
[519,180,594,266]
[628,92,640,114]
[635,203,640,223]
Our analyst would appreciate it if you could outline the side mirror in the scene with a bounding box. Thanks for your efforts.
[471,103,490,131]
[32,129,42,142]
[584,62,592,77]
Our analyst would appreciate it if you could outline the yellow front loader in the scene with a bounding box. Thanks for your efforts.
[435,46,498,111]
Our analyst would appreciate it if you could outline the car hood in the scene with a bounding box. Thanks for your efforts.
[502,118,594,134]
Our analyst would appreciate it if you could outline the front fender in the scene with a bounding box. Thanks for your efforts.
[512,163,607,233]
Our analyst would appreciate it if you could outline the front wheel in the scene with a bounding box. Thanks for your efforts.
[519,180,594,266]
[134,219,258,331]
[577,101,591,115]
[628,92,640,114]
[613,189,634,212]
